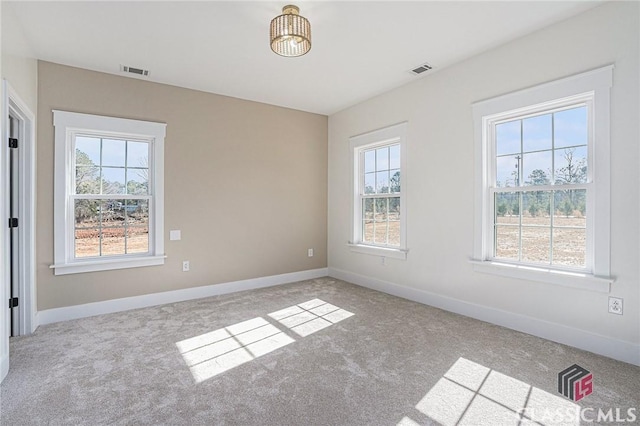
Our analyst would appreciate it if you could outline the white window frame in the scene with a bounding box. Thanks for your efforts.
[471,66,614,292]
[349,122,408,260]
[51,110,166,275]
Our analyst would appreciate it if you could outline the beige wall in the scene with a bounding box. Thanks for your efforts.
[37,61,327,310]
[329,2,639,349]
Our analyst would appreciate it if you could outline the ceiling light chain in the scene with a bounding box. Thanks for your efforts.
[270,5,311,57]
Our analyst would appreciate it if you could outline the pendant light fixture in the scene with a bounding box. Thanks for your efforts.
[270,5,311,57]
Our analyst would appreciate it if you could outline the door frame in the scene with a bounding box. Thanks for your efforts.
[3,79,36,336]
[0,78,8,382]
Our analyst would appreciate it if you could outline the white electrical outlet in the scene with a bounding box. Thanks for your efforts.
[182,261,190,272]
[308,248,314,257]
[608,297,623,315]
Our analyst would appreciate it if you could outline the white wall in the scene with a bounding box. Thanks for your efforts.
[328,2,639,364]
[1,1,37,112]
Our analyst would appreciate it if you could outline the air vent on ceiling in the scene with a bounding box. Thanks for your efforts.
[410,63,433,75]
[120,65,150,77]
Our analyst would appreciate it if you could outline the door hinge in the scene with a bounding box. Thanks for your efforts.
[8,138,18,149]
[8,218,18,228]
[9,297,18,308]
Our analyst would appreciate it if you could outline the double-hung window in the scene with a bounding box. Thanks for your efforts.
[472,66,613,291]
[52,111,166,275]
[349,122,407,259]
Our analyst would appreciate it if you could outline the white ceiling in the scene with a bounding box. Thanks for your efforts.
[8,1,603,115]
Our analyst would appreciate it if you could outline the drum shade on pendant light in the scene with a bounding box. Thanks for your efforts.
[270,5,311,57]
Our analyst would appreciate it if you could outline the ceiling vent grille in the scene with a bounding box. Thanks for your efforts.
[410,63,433,75]
[120,65,149,77]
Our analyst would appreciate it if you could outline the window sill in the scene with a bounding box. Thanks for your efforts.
[348,243,408,260]
[469,259,613,293]
[50,255,166,275]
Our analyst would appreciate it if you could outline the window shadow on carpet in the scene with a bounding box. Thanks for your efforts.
[398,357,580,426]
[176,299,354,383]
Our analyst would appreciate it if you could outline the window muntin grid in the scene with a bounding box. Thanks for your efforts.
[360,143,401,247]
[72,135,151,258]
[491,105,589,269]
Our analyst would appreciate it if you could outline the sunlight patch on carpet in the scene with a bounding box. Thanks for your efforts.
[400,357,580,426]
[177,299,354,383]
[269,298,354,337]
[176,317,295,383]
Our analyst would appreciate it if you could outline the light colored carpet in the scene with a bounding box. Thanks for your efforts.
[1,277,638,425]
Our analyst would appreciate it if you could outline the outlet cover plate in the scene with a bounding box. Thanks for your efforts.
[608,297,623,315]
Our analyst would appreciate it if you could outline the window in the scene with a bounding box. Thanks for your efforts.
[493,104,589,268]
[52,111,166,275]
[349,122,407,259]
[472,66,613,291]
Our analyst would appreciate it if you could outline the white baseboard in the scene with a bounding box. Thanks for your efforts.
[37,268,328,326]
[328,267,640,367]
[0,353,8,382]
